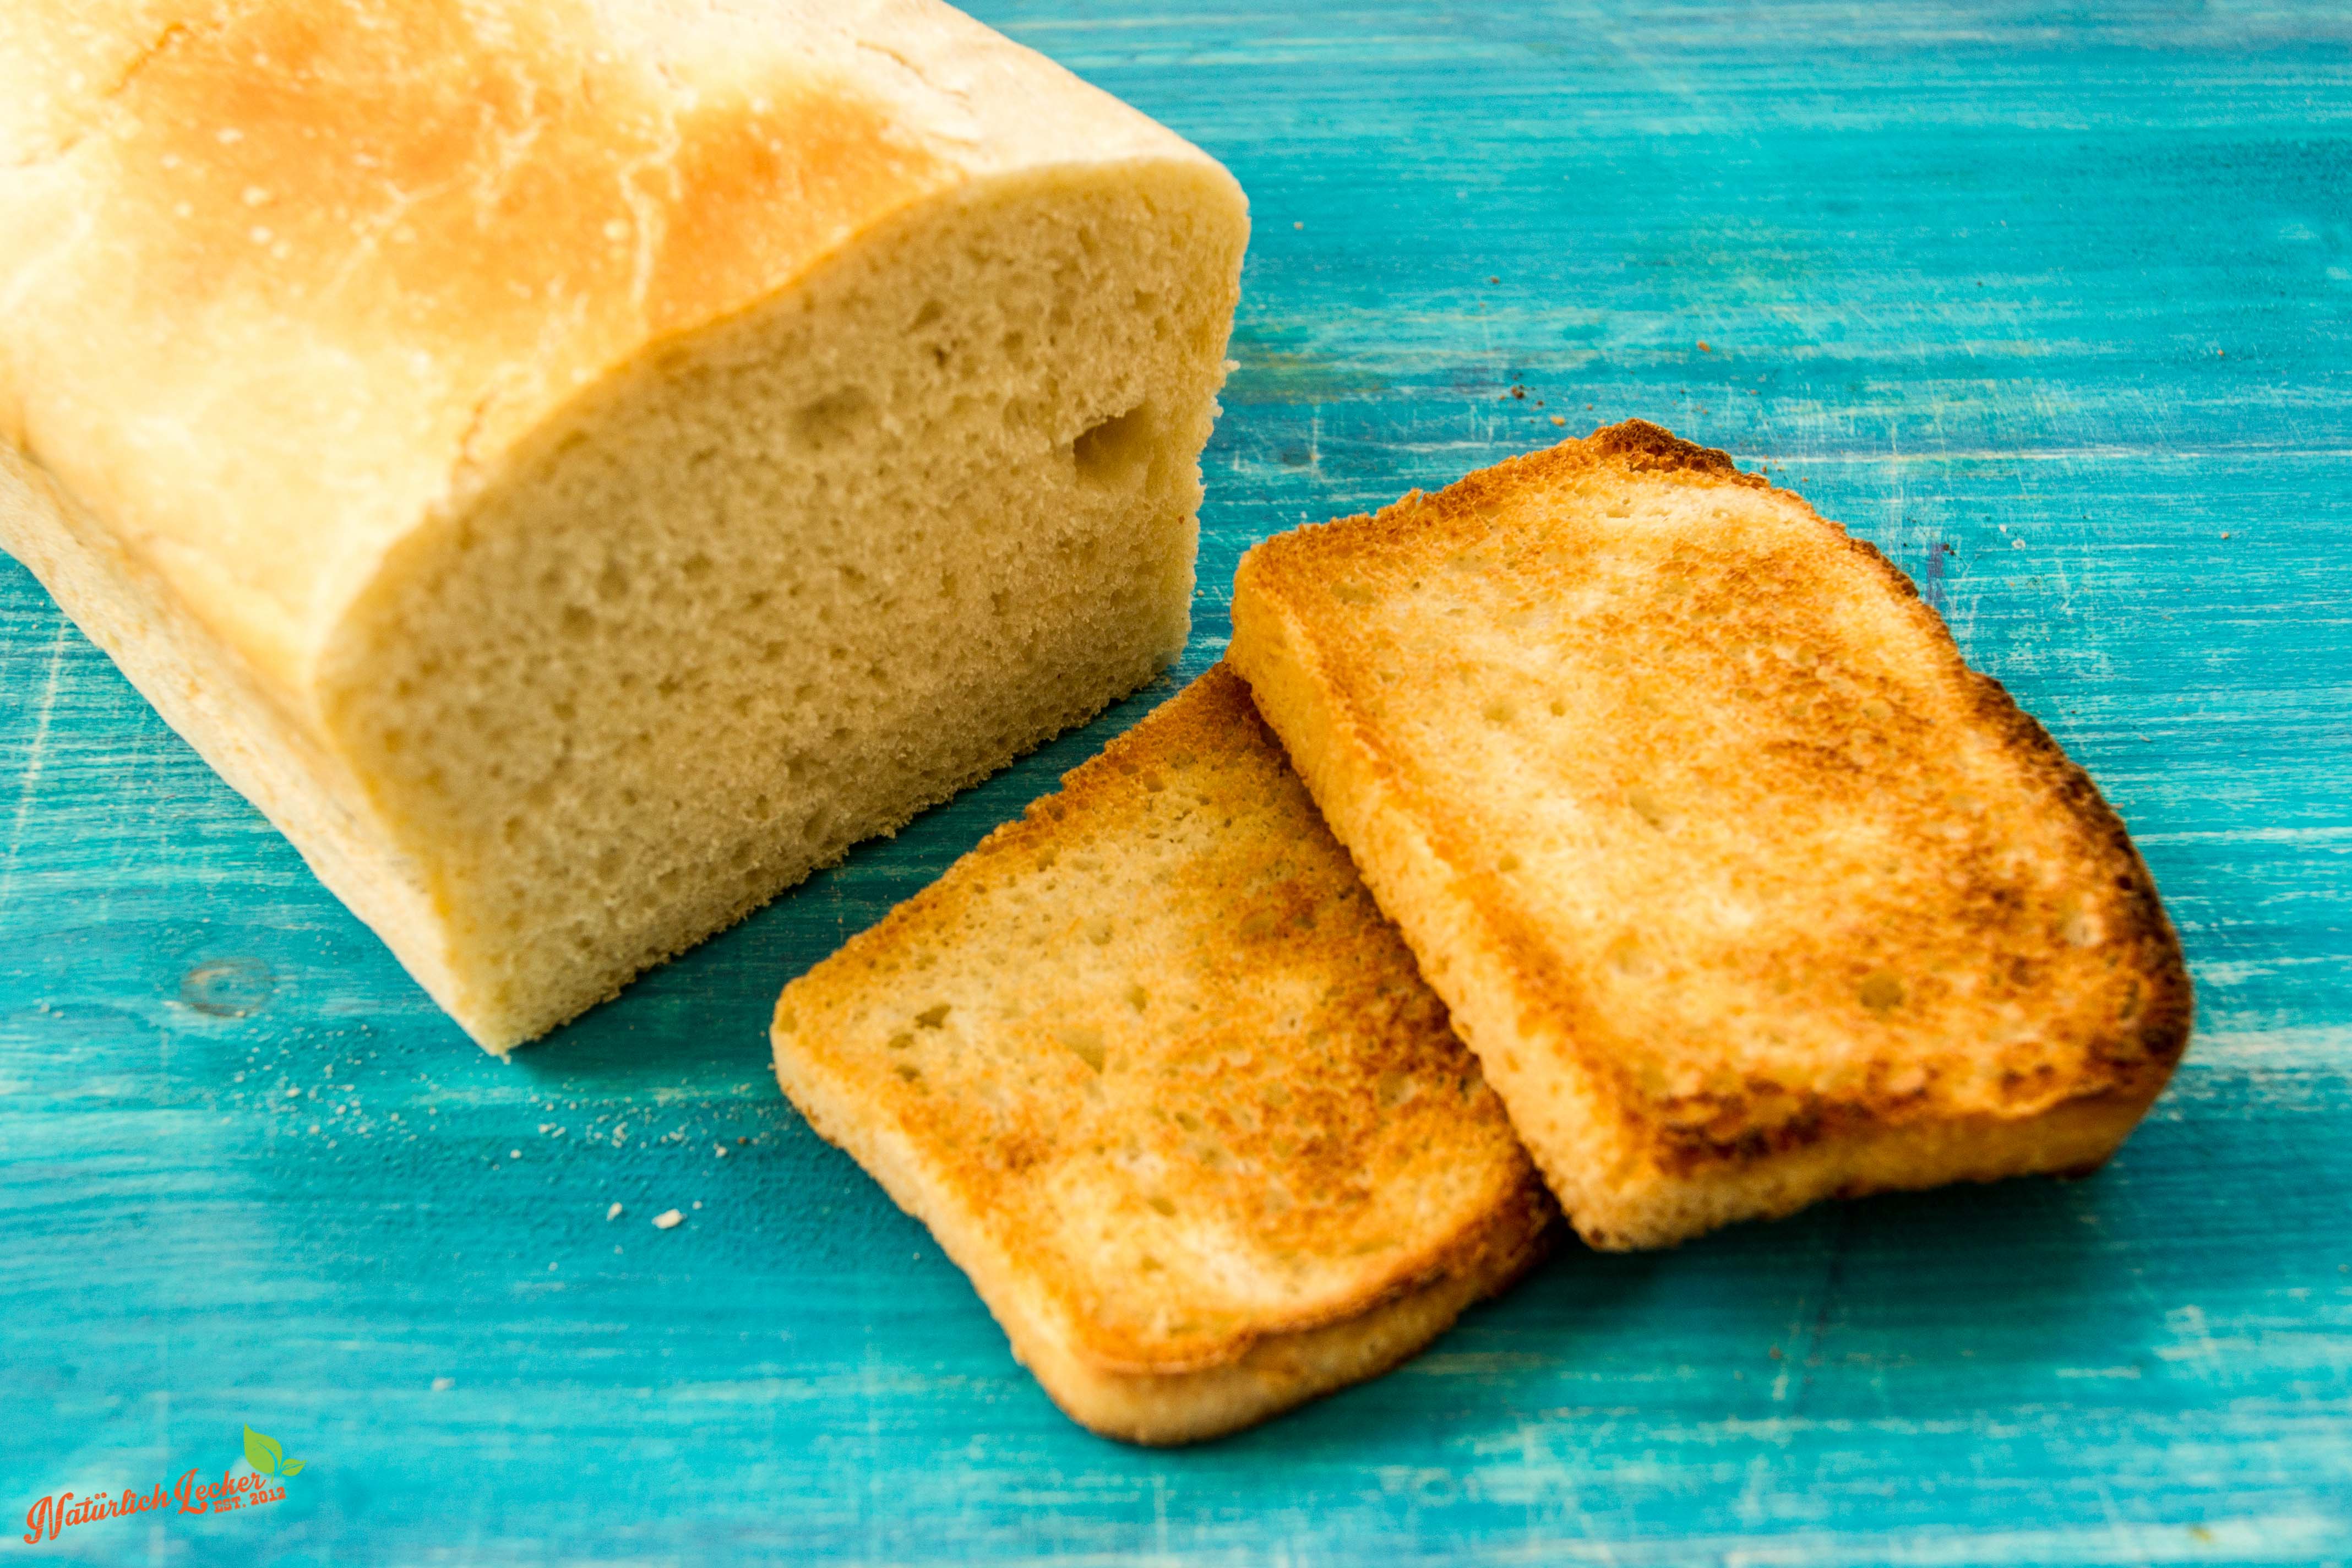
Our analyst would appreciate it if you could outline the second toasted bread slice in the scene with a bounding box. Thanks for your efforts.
[1229,421,2192,1251]
[772,665,1553,1444]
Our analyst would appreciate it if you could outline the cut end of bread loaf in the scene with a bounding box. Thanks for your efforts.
[772,665,1553,1442]
[1229,420,2192,1251]
[313,165,1244,1049]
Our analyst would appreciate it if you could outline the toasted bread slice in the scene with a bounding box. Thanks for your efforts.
[771,665,1554,1444]
[1228,420,2192,1251]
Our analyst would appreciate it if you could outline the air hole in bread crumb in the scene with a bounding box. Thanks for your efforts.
[1859,972,1905,1012]
[1605,934,1657,979]
[1058,1026,1105,1072]
[792,386,873,448]
[914,1003,950,1028]
[1073,403,1153,487]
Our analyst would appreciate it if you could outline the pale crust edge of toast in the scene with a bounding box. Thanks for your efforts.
[774,1025,1555,1444]
[1228,573,1641,1237]
[1228,422,2194,1251]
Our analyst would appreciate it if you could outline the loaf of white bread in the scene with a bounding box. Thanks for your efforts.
[0,0,1249,1049]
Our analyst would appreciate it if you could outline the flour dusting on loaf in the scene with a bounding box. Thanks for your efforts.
[0,0,1249,1048]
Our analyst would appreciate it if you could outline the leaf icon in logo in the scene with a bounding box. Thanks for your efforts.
[243,1425,283,1476]
[281,1459,305,1476]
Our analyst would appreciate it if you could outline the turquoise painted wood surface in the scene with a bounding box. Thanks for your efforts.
[5,3,2350,1562]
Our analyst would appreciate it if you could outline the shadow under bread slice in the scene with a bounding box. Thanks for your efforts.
[770,664,1555,1445]
[1228,420,2192,1253]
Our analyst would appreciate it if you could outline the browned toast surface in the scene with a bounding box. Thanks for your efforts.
[1228,421,2191,1248]
[771,665,1552,1440]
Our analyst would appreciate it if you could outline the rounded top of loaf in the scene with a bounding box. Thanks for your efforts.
[0,0,1240,695]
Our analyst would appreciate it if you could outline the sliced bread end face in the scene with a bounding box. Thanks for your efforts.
[1230,421,2191,1250]
[772,664,1552,1440]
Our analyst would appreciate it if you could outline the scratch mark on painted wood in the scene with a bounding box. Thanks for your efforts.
[0,616,70,918]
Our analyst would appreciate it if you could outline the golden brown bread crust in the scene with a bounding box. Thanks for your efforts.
[1229,420,2192,1249]
[0,0,1216,684]
[772,665,1554,1439]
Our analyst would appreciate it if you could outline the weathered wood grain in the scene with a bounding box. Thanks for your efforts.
[3,2,2349,1562]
